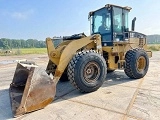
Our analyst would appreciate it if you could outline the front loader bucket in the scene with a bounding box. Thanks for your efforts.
[9,61,56,117]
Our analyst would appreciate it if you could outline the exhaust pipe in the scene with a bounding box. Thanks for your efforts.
[131,17,136,31]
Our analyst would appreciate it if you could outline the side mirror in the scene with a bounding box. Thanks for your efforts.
[88,12,93,20]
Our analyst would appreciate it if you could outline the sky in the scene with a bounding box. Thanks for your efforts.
[0,0,160,40]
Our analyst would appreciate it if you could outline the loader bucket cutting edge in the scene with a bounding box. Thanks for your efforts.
[9,62,56,117]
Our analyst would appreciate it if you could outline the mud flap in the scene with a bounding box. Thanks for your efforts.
[9,61,56,117]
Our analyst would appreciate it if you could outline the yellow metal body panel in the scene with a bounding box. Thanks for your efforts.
[102,37,151,70]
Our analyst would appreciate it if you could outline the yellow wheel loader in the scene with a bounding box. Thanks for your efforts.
[9,4,152,117]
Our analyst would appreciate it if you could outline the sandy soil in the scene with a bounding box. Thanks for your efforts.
[0,52,160,120]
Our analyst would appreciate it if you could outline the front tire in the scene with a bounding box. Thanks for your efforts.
[124,48,149,79]
[67,50,107,93]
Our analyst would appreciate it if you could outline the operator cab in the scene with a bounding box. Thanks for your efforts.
[89,4,131,46]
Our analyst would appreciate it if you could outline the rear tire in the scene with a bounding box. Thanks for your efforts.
[67,50,107,93]
[124,48,149,79]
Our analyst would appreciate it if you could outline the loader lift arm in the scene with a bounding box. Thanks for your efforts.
[46,34,102,84]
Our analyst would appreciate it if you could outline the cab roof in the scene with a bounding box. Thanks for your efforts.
[89,4,132,17]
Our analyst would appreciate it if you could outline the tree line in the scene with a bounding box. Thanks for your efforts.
[0,38,46,49]
[147,35,160,44]
[0,34,159,50]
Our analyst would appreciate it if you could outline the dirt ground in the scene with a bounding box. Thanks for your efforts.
[0,52,160,120]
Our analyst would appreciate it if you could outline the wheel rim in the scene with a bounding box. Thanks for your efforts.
[83,62,100,84]
[136,56,146,72]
